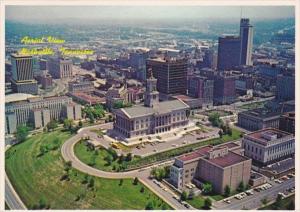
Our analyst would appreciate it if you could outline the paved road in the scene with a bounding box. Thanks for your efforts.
[5,174,27,210]
[61,122,195,209]
[213,178,295,210]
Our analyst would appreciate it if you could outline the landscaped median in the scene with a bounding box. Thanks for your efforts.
[74,128,242,172]
[5,129,171,210]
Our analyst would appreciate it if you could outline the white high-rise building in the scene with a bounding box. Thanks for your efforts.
[240,18,254,66]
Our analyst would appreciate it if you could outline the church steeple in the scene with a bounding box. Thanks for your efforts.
[144,68,159,107]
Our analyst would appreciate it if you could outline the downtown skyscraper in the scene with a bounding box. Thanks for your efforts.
[217,18,254,70]
[239,18,254,66]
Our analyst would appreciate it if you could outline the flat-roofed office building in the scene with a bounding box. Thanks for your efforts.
[242,128,294,166]
[48,57,73,79]
[146,57,188,96]
[217,35,241,71]
[10,54,38,95]
[170,142,251,194]
[5,95,81,134]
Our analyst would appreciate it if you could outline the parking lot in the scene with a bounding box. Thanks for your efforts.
[129,128,219,157]
[213,174,295,210]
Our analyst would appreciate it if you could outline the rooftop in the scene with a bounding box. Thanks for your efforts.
[207,151,249,168]
[120,99,189,118]
[245,128,293,146]
[239,108,281,119]
[5,93,37,103]
[178,146,212,162]
[177,142,242,164]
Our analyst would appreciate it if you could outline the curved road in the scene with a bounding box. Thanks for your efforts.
[61,123,188,209]
[5,174,27,210]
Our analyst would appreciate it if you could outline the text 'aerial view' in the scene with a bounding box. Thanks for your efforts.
[4,4,295,211]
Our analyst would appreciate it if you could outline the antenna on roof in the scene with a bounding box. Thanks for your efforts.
[240,7,243,19]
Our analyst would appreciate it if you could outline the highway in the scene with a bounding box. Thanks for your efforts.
[5,174,27,210]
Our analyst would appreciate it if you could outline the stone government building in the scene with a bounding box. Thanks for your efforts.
[113,74,190,141]
[5,95,82,134]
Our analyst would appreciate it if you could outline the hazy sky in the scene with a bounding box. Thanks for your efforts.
[6,6,294,22]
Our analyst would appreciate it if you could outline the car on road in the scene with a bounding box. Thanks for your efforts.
[182,202,190,208]
[275,179,283,184]
[280,176,289,181]
[223,199,231,204]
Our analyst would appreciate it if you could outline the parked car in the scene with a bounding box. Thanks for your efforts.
[246,190,254,195]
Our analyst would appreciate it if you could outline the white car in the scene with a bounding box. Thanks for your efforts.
[223,199,231,204]
[245,190,254,195]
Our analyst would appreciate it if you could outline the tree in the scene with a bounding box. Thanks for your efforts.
[104,154,113,166]
[88,177,95,188]
[46,120,58,131]
[261,197,269,206]
[125,153,132,161]
[202,182,213,195]
[15,125,29,143]
[203,198,212,209]
[133,177,139,185]
[108,147,118,161]
[224,185,231,197]
[218,130,223,138]
[63,118,74,130]
[140,187,145,193]
[119,179,123,186]
[189,189,195,200]
[273,194,282,209]
[237,181,245,192]
[162,204,168,210]
[208,112,223,127]
[113,101,124,109]
[118,154,125,164]
[145,201,154,210]
[64,161,72,172]
[180,191,188,201]
[287,200,294,210]
[227,127,232,136]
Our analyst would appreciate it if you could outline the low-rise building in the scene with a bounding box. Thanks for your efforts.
[68,77,95,93]
[279,112,295,135]
[242,128,295,166]
[237,109,281,131]
[169,142,251,194]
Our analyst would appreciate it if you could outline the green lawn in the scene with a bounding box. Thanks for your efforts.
[239,101,268,110]
[202,110,232,117]
[75,128,242,172]
[259,195,295,210]
[187,196,205,209]
[74,141,138,172]
[5,130,171,210]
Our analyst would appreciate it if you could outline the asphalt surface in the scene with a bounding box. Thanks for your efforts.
[5,174,27,210]
[213,178,295,210]
[61,122,194,209]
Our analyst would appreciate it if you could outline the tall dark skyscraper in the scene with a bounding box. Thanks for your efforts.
[146,57,188,97]
[217,35,241,70]
[10,54,38,95]
[239,18,253,66]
